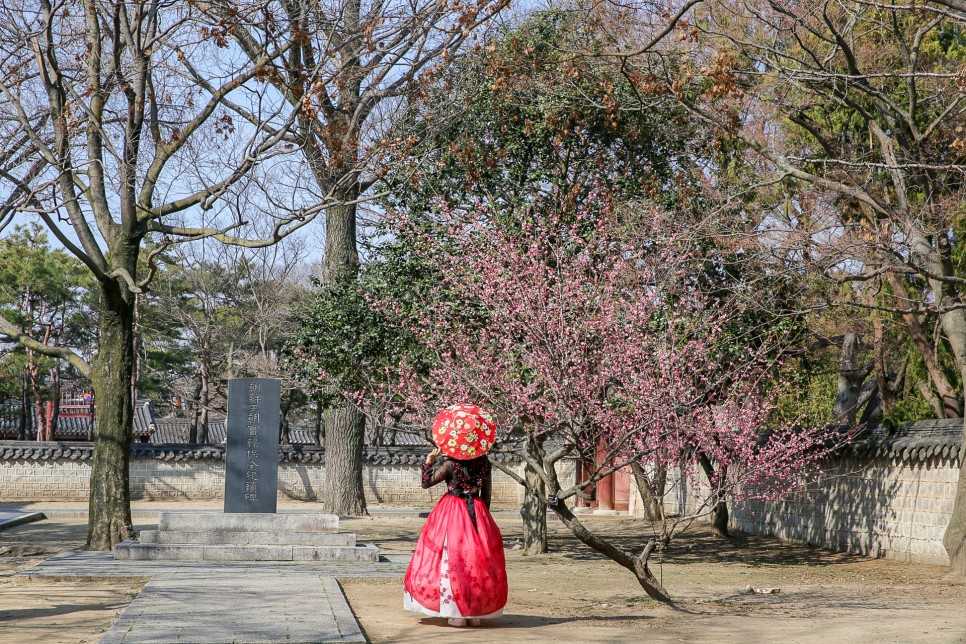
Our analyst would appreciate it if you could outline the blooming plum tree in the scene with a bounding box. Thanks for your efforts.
[356,197,849,603]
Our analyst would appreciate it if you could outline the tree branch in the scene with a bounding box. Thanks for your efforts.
[0,315,92,378]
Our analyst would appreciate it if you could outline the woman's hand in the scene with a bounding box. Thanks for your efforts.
[426,447,442,464]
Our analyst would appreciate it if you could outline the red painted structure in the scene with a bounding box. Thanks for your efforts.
[575,448,632,512]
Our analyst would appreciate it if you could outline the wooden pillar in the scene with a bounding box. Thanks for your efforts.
[597,471,615,511]
[44,401,54,441]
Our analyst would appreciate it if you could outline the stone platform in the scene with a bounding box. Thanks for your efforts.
[115,512,379,562]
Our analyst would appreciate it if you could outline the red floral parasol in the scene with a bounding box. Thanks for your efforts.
[431,404,497,460]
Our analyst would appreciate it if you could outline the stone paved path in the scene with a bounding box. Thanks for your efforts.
[18,551,409,644]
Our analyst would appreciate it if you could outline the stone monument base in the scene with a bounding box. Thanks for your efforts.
[114,512,379,562]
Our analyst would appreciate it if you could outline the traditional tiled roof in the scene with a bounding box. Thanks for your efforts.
[0,440,520,464]
[0,418,957,464]
[0,400,154,440]
[840,418,962,462]
[146,417,427,447]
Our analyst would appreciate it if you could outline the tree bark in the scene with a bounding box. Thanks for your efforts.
[189,370,201,444]
[319,195,367,515]
[945,420,966,576]
[522,460,548,555]
[710,501,729,538]
[321,200,360,283]
[834,334,872,425]
[86,280,137,550]
[322,404,368,516]
[630,461,665,524]
[698,452,729,539]
[29,359,45,441]
[18,366,29,441]
[925,264,966,574]
[280,388,292,445]
[313,398,323,446]
[885,273,960,417]
[49,367,60,440]
[550,501,672,603]
[199,364,209,445]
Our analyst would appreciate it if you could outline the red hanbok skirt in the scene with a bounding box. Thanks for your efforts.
[403,493,508,619]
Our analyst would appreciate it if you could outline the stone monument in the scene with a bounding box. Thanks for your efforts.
[224,377,280,513]
[114,378,378,562]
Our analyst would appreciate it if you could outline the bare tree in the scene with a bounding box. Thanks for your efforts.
[0,1,300,549]
[199,0,512,515]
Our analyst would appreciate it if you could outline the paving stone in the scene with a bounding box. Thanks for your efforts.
[96,572,365,643]
[18,550,409,580]
[143,529,356,547]
[293,544,380,562]
[114,542,207,561]
[18,551,402,643]
[203,544,295,561]
[157,512,339,533]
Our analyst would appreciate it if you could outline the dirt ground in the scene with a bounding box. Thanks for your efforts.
[339,514,966,644]
[1,504,965,643]
[0,516,147,644]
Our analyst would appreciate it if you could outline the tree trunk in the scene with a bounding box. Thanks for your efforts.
[49,367,60,440]
[698,452,729,539]
[188,371,201,444]
[834,334,872,425]
[550,501,672,603]
[313,398,323,446]
[199,365,209,445]
[279,388,292,445]
[630,461,665,524]
[927,271,966,574]
[710,501,730,538]
[522,460,548,555]
[945,417,966,576]
[322,404,368,516]
[18,366,29,441]
[29,360,45,442]
[319,197,367,515]
[86,281,136,550]
[885,273,960,417]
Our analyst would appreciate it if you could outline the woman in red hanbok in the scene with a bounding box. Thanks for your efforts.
[403,404,508,627]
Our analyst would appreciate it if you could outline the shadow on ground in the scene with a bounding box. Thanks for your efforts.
[537,521,870,568]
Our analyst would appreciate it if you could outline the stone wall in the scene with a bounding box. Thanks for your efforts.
[0,442,543,509]
[630,419,963,566]
[729,451,959,565]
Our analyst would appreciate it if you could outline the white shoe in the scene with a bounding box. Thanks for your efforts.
[447,618,467,627]
[469,618,481,626]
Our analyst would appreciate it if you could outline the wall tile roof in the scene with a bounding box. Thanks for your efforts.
[0,418,958,464]
[840,418,962,461]
[0,441,520,465]
[146,417,427,447]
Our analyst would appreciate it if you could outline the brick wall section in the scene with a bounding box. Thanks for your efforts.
[0,457,91,499]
